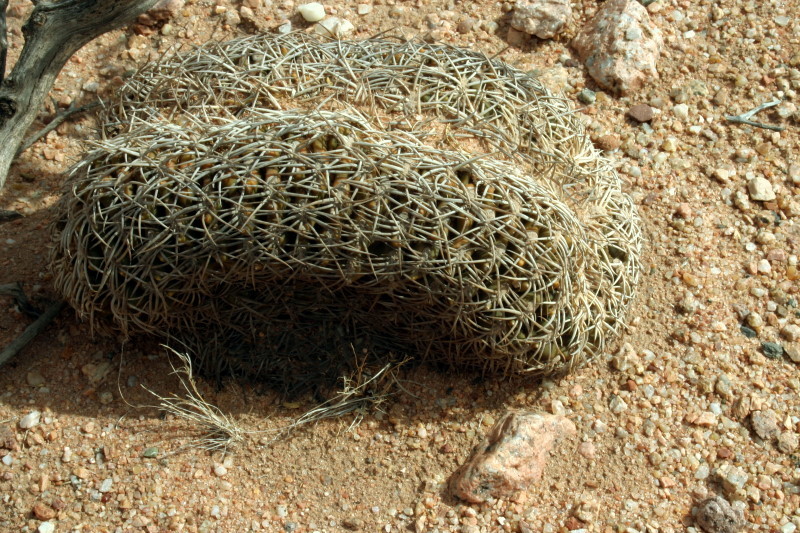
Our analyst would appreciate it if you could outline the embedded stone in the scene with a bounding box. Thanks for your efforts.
[449,412,576,503]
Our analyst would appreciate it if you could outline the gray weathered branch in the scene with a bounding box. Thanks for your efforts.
[0,300,64,368]
[0,0,9,83]
[0,0,158,192]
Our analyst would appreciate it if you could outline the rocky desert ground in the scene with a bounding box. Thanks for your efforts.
[1,0,800,532]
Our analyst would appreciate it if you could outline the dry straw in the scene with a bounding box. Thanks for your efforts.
[50,33,641,380]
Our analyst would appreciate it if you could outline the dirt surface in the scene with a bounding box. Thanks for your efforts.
[1,0,800,532]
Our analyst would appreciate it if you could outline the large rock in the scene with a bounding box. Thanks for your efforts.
[511,0,572,39]
[572,0,663,94]
[695,496,745,533]
[449,412,576,503]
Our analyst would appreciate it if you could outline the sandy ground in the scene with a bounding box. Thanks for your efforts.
[1,0,800,532]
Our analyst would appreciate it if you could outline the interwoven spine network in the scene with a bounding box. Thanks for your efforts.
[50,33,642,378]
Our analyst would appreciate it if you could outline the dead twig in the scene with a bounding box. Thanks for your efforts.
[0,300,64,368]
[0,0,9,83]
[725,99,786,132]
[15,99,101,157]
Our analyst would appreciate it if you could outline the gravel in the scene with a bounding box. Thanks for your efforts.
[1,0,800,531]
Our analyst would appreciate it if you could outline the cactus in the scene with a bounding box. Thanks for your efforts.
[50,33,641,379]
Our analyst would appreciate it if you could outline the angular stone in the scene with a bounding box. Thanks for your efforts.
[789,163,800,185]
[718,465,748,495]
[731,395,751,420]
[148,0,184,22]
[695,496,745,533]
[747,177,776,202]
[298,2,326,22]
[19,411,41,430]
[694,412,717,427]
[449,412,576,503]
[778,432,799,454]
[750,410,780,441]
[572,0,663,94]
[314,17,354,38]
[511,0,572,39]
[761,342,783,360]
[0,425,17,451]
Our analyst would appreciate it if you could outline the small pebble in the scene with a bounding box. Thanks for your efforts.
[577,89,596,104]
[214,464,228,477]
[142,447,159,458]
[714,375,733,400]
[457,19,474,34]
[37,522,55,533]
[751,409,780,441]
[739,325,757,338]
[357,4,372,15]
[628,104,654,122]
[609,395,628,414]
[746,312,764,329]
[19,410,41,429]
[595,134,621,151]
[719,465,748,494]
[26,370,46,388]
[578,441,596,459]
[747,177,776,202]
[778,432,799,454]
[342,517,365,530]
[780,324,800,341]
[1,454,12,466]
[761,342,783,359]
[711,168,731,182]
[314,16,354,38]
[297,2,326,22]
[672,103,689,120]
[789,163,800,185]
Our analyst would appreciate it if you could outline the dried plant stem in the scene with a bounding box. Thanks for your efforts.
[276,357,406,437]
[0,300,64,368]
[139,346,403,452]
[725,99,785,132]
[16,99,101,157]
[142,347,243,453]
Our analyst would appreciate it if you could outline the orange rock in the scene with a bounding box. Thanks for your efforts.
[32,502,56,521]
[449,412,576,503]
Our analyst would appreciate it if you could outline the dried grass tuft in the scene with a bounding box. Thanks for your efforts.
[144,347,244,453]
